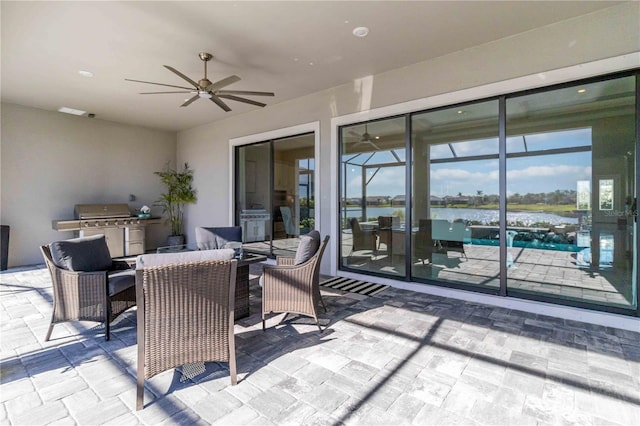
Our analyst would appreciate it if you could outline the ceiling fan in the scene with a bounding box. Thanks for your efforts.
[348,124,381,150]
[125,52,274,112]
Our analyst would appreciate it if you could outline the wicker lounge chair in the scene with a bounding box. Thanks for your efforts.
[261,231,329,332]
[135,249,237,410]
[40,235,136,342]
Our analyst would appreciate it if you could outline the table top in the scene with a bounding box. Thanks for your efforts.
[155,243,266,266]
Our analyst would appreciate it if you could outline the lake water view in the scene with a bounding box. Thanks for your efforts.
[346,206,579,226]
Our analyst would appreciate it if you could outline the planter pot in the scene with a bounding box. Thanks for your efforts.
[167,235,185,247]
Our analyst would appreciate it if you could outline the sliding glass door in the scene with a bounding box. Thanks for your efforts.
[411,100,500,290]
[337,71,638,315]
[506,76,637,309]
[236,133,315,257]
[339,117,406,277]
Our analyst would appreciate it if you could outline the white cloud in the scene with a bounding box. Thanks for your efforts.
[508,165,591,180]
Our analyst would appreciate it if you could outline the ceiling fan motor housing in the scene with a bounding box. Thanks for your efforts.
[199,79,212,90]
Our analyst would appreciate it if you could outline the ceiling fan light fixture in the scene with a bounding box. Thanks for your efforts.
[58,106,87,116]
[198,91,213,99]
[352,26,369,37]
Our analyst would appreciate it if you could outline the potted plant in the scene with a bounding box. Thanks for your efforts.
[155,162,197,246]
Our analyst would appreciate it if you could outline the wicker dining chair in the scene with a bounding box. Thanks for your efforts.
[261,232,329,332]
[135,250,237,410]
[40,235,136,342]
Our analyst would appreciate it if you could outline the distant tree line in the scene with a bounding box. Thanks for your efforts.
[443,189,577,207]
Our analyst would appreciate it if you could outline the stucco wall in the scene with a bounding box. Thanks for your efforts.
[0,103,177,266]
[176,3,640,276]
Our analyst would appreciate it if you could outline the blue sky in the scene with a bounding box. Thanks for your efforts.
[344,128,592,198]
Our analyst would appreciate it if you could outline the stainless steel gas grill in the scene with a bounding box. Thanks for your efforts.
[52,204,162,258]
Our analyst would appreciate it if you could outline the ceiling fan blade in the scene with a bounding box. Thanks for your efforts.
[216,90,274,97]
[210,95,231,112]
[140,91,194,94]
[181,95,200,107]
[206,75,241,92]
[218,94,266,108]
[163,65,199,88]
[368,141,381,150]
[125,78,193,90]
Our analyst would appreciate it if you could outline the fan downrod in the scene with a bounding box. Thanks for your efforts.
[199,52,213,62]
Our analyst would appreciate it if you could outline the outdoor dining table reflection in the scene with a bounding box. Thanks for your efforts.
[156,244,266,320]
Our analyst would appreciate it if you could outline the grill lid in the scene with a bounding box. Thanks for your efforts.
[74,204,131,219]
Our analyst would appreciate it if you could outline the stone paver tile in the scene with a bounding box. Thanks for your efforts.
[337,360,378,384]
[412,403,476,426]
[4,390,42,420]
[190,390,243,424]
[157,409,206,426]
[300,382,349,412]
[245,365,289,390]
[11,400,69,426]
[246,387,297,418]
[213,404,261,425]
[386,393,425,423]
[102,411,142,426]
[132,393,188,425]
[305,347,351,372]
[267,352,310,375]
[271,400,317,426]
[0,378,34,403]
[223,379,265,404]
[291,362,334,387]
[501,369,545,397]
[72,397,130,425]
[469,398,537,426]
[39,375,88,402]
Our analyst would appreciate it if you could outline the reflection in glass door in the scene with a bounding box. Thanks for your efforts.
[236,133,315,257]
[236,142,272,247]
[411,100,500,290]
[339,117,406,277]
[506,76,637,310]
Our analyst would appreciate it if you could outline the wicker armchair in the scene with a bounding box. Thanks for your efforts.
[40,237,136,342]
[348,217,377,256]
[261,233,329,332]
[135,251,237,410]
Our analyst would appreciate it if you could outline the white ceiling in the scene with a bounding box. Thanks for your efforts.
[1,1,622,132]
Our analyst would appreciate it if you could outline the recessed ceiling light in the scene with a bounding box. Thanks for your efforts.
[309,62,314,66]
[578,88,587,93]
[457,110,465,114]
[375,136,380,140]
[58,107,87,116]
[352,27,369,37]
[78,70,93,78]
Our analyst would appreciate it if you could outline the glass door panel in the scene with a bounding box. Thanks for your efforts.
[339,117,407,277]
[506,76,637,309]
[411,100,500,289]
[236,142,272,250]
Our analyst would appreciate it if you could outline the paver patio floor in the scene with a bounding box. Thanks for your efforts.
[1,263,639,425]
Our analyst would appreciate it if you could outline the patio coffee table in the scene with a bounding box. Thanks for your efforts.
[156,244,266,320]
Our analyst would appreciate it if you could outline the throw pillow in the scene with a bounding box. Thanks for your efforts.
[49,234,113,272]
[293,230,320,265]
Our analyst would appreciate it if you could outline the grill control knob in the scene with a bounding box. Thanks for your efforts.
[94,221,99,227]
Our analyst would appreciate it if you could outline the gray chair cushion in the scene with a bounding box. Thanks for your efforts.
[195,226,242,250]
[49,234,112,272]
[107,269,136,296]
[136,249,235,269]
[294,230,320,265]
